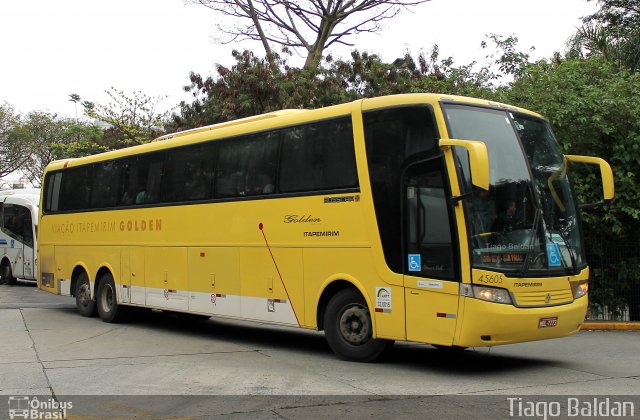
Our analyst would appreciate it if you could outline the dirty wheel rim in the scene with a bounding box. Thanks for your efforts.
[338,304,371,346]
[100,283,114,312]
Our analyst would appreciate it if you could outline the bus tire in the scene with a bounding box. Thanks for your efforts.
[75,272,97,317]
[96,273,126,323]
[323,288,394,362]
[1,263,16,285]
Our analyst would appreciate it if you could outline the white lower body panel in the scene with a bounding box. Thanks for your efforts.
[121,286,298,326]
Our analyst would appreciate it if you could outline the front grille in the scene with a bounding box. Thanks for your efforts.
[512,289,573,307]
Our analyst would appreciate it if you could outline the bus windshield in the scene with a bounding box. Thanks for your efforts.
[443,104,584,275]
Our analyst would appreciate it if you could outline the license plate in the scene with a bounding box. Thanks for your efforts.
[538,317,558,328]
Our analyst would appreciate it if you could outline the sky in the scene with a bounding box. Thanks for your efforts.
[0,0,598,118]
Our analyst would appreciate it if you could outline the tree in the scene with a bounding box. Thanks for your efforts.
[585,0,640,31]
[190,0,431,71]
[0,102,30,180]
[570,0,640,72]
[9,112,107,187]
[82,87,172,147]
[69,93,82,121]
[172,47,500,131]
[172,50,353,130]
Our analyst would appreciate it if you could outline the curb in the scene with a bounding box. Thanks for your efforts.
[581,322,640,331]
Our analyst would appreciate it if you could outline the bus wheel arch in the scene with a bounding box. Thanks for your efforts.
[73,267,97,317]
[317,280,358,332]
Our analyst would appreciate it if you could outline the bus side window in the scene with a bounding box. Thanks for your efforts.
[120,155,164,205]
[144,160,164,204]
[215,134,278,198]
[279,118,357,193]
[58,167,92,211]
[91,161,121,209]
[243,133,278,196]
[215,141,246,198]
[162,144,216,203]
[2,204,17,238]
[1,204,33,248]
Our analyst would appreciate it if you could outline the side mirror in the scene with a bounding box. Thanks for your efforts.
[440,139,490,191]
[565,155,615,204]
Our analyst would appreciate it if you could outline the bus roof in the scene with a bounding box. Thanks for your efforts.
[43,93,543,172]
[0,188,40,197]
[0,188,40,206]
[153,109,308,142]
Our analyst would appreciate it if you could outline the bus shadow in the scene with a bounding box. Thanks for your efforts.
[1,279,37,287]
[385,343,559,375]
[122,309,560,375]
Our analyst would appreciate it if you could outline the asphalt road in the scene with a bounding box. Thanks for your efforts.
[1,282,639,419]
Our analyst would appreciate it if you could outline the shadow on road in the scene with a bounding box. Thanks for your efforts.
[98,308,562,376]
[1,279,37,287]
[4,282,562,375]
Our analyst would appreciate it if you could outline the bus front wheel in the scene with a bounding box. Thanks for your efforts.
[75,272,97,317]
[324,288,393,362]
[96,273,126,323]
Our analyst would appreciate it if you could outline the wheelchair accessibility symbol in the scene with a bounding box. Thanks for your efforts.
[546,243,562,267]
[408,254,422,272]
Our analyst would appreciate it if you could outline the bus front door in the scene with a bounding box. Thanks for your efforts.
[2,203,30,280]
[402,159,460,346]
[22,208,36,280]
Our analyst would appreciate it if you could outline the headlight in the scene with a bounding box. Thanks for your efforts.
[460,284,512,305]
[571,280,588,299]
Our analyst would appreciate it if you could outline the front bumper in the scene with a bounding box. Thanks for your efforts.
[456,295,587,347]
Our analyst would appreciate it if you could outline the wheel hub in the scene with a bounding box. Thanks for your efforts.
[339,305,371,346]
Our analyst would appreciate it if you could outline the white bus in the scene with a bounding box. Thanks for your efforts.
[0,188,39,284]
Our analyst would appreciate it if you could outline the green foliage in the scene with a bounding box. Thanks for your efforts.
[82,87,172,147]
[11,111,107,187]
[171,50,353,130]
[0,102,29,178]
[171,47,499,130]
[572,0,640,72]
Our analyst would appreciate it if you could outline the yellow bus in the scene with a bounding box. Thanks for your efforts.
[38,94,614,362]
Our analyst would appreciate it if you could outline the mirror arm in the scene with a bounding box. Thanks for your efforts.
[450,192,473,206]
[579,200,614,211]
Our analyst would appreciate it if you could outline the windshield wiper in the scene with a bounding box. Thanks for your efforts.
[520,208,542,276]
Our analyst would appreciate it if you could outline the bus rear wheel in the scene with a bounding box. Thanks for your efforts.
[75,272,97,317]
[97,273,126,323]
[1,263,16,285]
[324,288,393,362]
